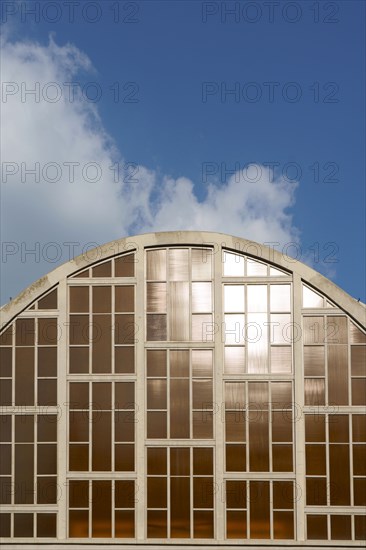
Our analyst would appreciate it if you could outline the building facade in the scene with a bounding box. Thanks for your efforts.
[0,231,365,549]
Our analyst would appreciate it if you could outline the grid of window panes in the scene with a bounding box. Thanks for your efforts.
[146,248,213,341]
[0,289,58,538]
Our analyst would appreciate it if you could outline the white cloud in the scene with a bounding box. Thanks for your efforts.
[0,33,299,304]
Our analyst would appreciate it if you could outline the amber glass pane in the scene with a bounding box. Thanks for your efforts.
[273,511,294,539]
[115,382,134,409]
[37,476,57,504]
[147,250,166,280]
[38,318,58,345]
[115,510,134,538]
[70,287,89,312]
[249,411,269,471]
[169,282,189,341]
[147,380,167,409]
[0,445,11,474]
[115,314,135,344]
[16,318,35,346]
[115,480,134,508]
[226,511,247,538]
[226,480,246,508]
[147,411,166,438]
[92,261,111,277]
[147,477,167,508]
[92,411,111,471]
[37,415,57,442]
[14,513,33,536]
[0,380,11,406]
[193,448,213,475]
[70,383,89,409]
[192,282,212,313]
[38,379,57,406]
[329,444,350,505]
[115,254,135,277]
[192,349,212,377]
[170,379,189,438]
[354,478,366,505]
[193,411,213,438]
[224,285,245,312]
[248,382,268,409]
[353,444,366,475]
[192,314,213,342]
[351,346,366,375]
[273,444,293,471]
[0,478,11,504]
[115,346,134,374]
[69,480,89,507]
[147,349,166,377]
[147,447,167,475]
[329,415,349,442]
[272,412,292,442]
[0,416,11,442]
[38,290,57,310]
[305,414,325,442]
[170,447,190,475]
[350,323,366,343]
[270,285,291,312]
[115,411,134,442]
[15,347,34,405]
[146,314,166,341]
[69,347,89,374]
[15,444,34,503]
[352,378,366,405]
[328,345,348,405]
[168,249,189,281]
[37,444,57,474]
[273,481,293,509]
[115,286,134,312]
[0,513,10,537]
[115,444,134,471]
[0,327,12,346]
[69,444,89,471]
[69,411,89,442]
[194,477,214,508]
[170,477,190,538]
[271,346,292,373]
[250,481,270,539]
[307,515,327,540]
[306,444,326,475]
[69,315,90,345]
[271,382,292,409]
[355,515,366,540]
[194,510,214,538]
[330,515,351,540]
[69,510,89,537]
[38,347,57,377]
[15,415,34,442]
[226,411,245,442]
[192,248,212,280]
[304,346,325,376]
[193,380,212,409]
[147,510,167,538]
[37,513,57,537]
[224,346,245,375]
[303,317,325,345]
[92,286,111,313]
[147,283,166,312]
[226,444,246,471]
[352,415,366,442]
[0,348,11,376]
[92,382,111,409]
[92,481,111,537]
[92,314,111,373]
[304,378,325,406]
[306,477,326,505]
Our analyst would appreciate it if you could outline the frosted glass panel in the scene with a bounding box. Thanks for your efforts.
[225,347,245,374]
[224,315,245,345]
[147,283,166,313]
[192,315,213,342]
[192,283,212,313]
[192,350,212,377]
[271,314,291,344]
[247,313,268,374]
[169,282,189,341]
[192,249,212,280]
[270,285,291,312]
[169,249,189,281]
[247,285,267,312]
[224,286,245,312]
[147,250,166,280]
[271,346,292,373]
[270,266,287,276]
[303,285,324,308]
[247,259,267,276]
[223,252,244,276]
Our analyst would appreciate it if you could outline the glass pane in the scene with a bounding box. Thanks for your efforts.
[147,380,167,409]
[170,379,189,438]
[115,346,134,374]
[0,416,12,442]
[92,481,111,537]
[193,380,212,409]
[247,313,268,373]
[69,480,89,507]
[192,248,212,280]
[328,345,348,405]
[16,318,35,346]
[0,327,12,346]
[224,285,245,313]
[146,314,166,341]
[351,346,366,375]
[115,444,134,471]
[273,481,293,509]
[303,316,325,345]
[192,349,213,377]
[92,314,111,373]
[0,514,10,537]
[306,477,327,505]
[69,347,89,374]
[69,444,89,471]
[14,513,34,537]
[352,415,366,442]
[272,444,293,471]
[170,477,190,538]
[226,411,245,442]
[270,266,287,276]
[38,379,57,406]
[170,349,189,377]
[0,348,11,377]
[305,414,325,442]
[350,322,366,344]
[270,284,291,312]
[169,282,189,341]
[37,414,57,442]
[270,313,291,344]
[250,481,270,538]
[225,346,245,374]
[37,514,57,537]
[227,510,247,538]
[193,448,213,475]
[193,411,213,438]
[273,511,294,539]
[92,286,111,313]
[147,477,167,508]
[305,378,325,406]
[247,258,267,276]
[354,478,366,505]
[37,443,57,474]
[147,283,166,313]
[329,444,350,505]
[192,314,213,342]
[15,415,34,442]
[330,515,351,540]
[272,412,293,442]
[306,444,326,475]
[223,314,245,345]
[192,282,212,313]
[352,378,366,405]
[147,510,167,538]
[329,415,349,442]
[303,286,324,308]
[304,346,325,376]
[271,346,292,373]
[92,411,112,471]
[147,447,167,475]
[194,510,214,539]
[225,382,246,409]
[223,251,244,277]
[0,445,11,474]
[115,286,134,312]
[249,411,269,471]
[115,382,134,409]
[169,249,189,281]
[70,287,89,312]
[355,516,366,540]
[170,447,190,475]
[147,411,167,438]
[38,289,57,309]
[353,445,366,475]
[248,382,268,409]
[69,412,89,442]
[38,347,57,377]
[92,261,111,278]
[147,249,166,280]
[115,254,135,277]
[328,316,348,344]
[38,318,58,345]
[69,315,90,345]
[15,348,34,406]
[147,349,167,377]
[272,382,292,409]
[69,510,89,537]
[15,444,34,503]
[115,314,135,344]
[247,285,267,312]
[0,380,12,406]
[115,411,134,442]
[194,477,214,508]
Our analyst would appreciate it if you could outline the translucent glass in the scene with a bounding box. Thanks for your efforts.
[273,481,293,509]
[115,444,134,471]
[0,416,12,442]
[193,411,213,438]
[193,510,214,538]
[14,513,34,536]
[352,379,366,405]
[69,347,89,374]
[352,415,366,442]
[303,316,325,345]
[170,477,190,538]
[38,289,57,310]
[273,511,294,539]
[272,444,293,471]
[170,379,189,438]
[92,382,111,409]
[15,444,34,503]
[193,448,213,475]
[115,346,134,374]
[170,349,189,377]
[226,411,245,442]
[247,258,267,276]
[15,348,34,406]
[271,346,292,373]
[15,415,34,442]
[147,447,167,475]
[115,314,135,344]
[353,445,366,475]
[193,380,212,409]
[306,477,326,505]
[169,282,189,341]
[304,346,325,376]
[146,349,167,377]
[304,378,325,406]
[92,286,111,313]
[303,285,324,308]
[92,314,111,373]
[38,379,57,406]
[350,322,366,344]
[305,414,325,442]
[69,480,89,507]
[38,318,58,345]
[272,382,292,409]
[192,349,212,377]
[115,411,134,442]
[192,248,212,280]
[272,411,293,442]
[306,444,326,475]
[146,249,166,280]
[307,515,327,540]
[329,444,350,505]
[170,447,190,475]
[16,318,35,346]
[69,315,90,345]
[248,382,268,409]
[69,412,89,442]
[226,511,247,538]
[247,313,268,373]
[270,266,287,276]
[192,282,212,313]
[223,251,244,276]
[147,510,167,538]
[0,445,10,475]
[225,382,245,409]
[270,284,291,312]
[270,313,292,344]
[92,481,111,537]
[147,477,167,508]
[92,261,111,278]
[247,285,267,312]
[115,253,135,277]
[0,348,11,377]
[351,346,366,375]
[224,346,245,374]
[328,345,348,405]
[69,510,89,537]
[115,286,134,312]
[194,477,214,508]
[249,411,269,471]
[226,444,246,471]
[115,382,134,409]
[224,285,245,312]
[70,287,89,313]
[37,514,57,537]
[223,314,245,345]
[69,444,89,471]
[38,347,57,377]
[146,283,166,312]
[147,380,167,409]
[37,443,57,474]
[147,411,167,438]
[330,515,351,540]
[192,314,213,342]
[168,249,189,281]
[327,316,348,344]
[0,326,12,346]
[250,481,270,538]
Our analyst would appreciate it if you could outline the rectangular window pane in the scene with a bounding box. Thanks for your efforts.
[192,349,213,377]
[192,314,213,342]
[92,286,111,313]
[305,378,325,406]
[147,349,167,377]
[92,315,111,373]
[225,382,246,409]
[247,259,267,276]
[146,314,166,341]
[250,481,270,538]
[223,252,244,277]
[249,411,269,472]
[169,282,189,341]
[15,444,34,503]
[247,313,268,373]
[115,346,134,374]
[15,348,34,406]
[271,346,292,373]
[170,477,190,538]
[170,379,189,438]
[69,347,89,374]
[147,283,166,313]
[115,314,135,344]
[304,346,325,376]
[192,282,212,313]
[351,346,366,375]
[147,249,166,280]
[92,481,111,537]
[247,285,267,312]
[38,347,57,377]
[192,248,212,280]
[328,345,348,405]
[270,284,291,312]
[147,380,167,409]
[329,444,350,505]
[169,249,189,281]
[115,253,135,277]
[224,285,245,313]
[115,286,134,312]
[225,346,245,374]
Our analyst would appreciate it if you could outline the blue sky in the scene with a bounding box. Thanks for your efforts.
[0,0,365,304]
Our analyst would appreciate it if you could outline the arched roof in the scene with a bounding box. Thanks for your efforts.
[1,231,365,330]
